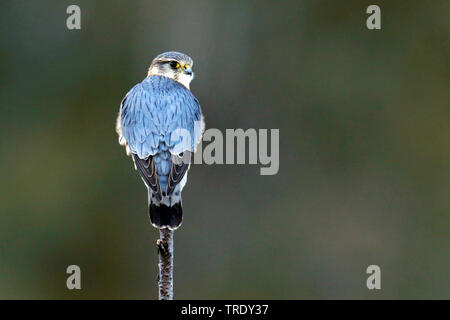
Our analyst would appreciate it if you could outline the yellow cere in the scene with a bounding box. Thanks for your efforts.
[183,64,190,70]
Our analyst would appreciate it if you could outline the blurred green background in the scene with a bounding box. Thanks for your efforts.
[0,0,448,299]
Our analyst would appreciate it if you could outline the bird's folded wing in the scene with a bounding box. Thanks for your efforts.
[119,84,161,159]
[132,154,162,201]
[166,152,191,196]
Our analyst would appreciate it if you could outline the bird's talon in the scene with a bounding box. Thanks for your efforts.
[157,239,168,256]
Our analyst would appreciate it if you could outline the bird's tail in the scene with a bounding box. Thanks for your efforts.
[149,194,183,230]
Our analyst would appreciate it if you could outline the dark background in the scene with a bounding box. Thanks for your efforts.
[0,0,448,299]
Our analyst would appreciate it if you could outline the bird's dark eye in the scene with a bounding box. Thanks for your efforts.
[169,61,180,69]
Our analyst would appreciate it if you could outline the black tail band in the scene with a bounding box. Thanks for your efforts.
[149,202,183,230]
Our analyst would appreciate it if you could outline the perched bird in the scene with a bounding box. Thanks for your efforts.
[116,51,204,229]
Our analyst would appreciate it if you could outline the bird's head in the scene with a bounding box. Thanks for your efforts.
[148,51,195,89]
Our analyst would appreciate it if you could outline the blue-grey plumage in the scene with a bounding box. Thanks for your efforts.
[116,52,204,229]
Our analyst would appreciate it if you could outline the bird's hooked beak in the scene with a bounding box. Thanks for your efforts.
[184,66,194,77]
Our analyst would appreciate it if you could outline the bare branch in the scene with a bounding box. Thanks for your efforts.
[157,228,174,300]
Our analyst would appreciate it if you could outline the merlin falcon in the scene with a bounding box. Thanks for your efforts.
[116,51,204,229]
